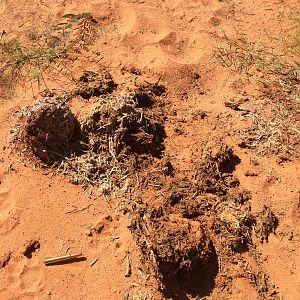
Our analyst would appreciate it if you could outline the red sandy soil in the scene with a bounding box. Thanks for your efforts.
[0,0,300,299]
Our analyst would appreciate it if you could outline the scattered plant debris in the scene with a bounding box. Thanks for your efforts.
[124,288,159,300]
[238,100,300,158]
[245,267,279,299]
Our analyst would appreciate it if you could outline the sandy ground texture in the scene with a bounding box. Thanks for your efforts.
[0,0,300,299]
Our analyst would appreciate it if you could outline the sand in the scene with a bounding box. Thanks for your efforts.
[0,0,300,299]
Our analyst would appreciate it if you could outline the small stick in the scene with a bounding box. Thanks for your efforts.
[125,251,132,277]
[44,253,82,266]
[90,258,98,267]
[65,204,92,214]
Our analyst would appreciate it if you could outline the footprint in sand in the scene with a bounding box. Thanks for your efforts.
[0,259,45,298]
[158,31,188,56]
[0,173,15,222]
[117,5,138,36]
[19,266,44,293]
[0,1,7,14]
[17,263,45,294]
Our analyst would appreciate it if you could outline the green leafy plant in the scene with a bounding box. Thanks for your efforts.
[0,12,97,97]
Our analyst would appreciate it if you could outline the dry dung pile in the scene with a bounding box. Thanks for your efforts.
[198,145,241,195]
[128,146,278,296]
[80,93,165,157]
[12,90,165,195]
[58,93,165,194]
[11,97,80,165]
[130,205,212,280]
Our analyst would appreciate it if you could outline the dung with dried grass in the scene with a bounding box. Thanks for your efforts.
[129,203,216,295]
[58,92,165,195]
[11,87,165,195]
[253,205,278,243]
[81,94,165,156]
[11,97,80,165]
[128,145,279,297]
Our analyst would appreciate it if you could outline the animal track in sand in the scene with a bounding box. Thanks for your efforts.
[17,263,45,293]
[164,0,213,11]
[0,1,6,14]
[117,5,138,37]
[115,2,212,67]
[0,173,15,222]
